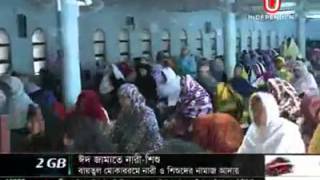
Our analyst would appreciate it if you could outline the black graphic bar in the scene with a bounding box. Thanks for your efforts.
[0,154,265,178]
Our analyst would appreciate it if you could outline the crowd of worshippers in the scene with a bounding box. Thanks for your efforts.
[3,37,320,154]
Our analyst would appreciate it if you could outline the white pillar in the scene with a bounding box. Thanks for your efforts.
[60,0,82,108]
[223,0,237,79]
[298,16,306,58]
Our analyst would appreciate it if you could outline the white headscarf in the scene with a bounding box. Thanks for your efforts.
[293,61,319,96]
[2,76,36,130]
[238,92,305,154]
[157,67,181,106]
[99,64,125,95]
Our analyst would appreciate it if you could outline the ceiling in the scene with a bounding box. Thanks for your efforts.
[27,0,320,15]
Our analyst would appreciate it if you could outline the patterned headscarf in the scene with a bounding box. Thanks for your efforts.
[177,75,213,119]
[118,83,146,111]
[267,78,301,122]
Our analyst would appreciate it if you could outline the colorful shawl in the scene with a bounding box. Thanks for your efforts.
[116,83,163,153]
[267,78,301,122]
[177,75,213,119]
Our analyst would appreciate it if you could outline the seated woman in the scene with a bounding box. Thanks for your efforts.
[229,64,256,98]
[178,48,197,77]
[209,57,226,82]
[197,60,217,98]
[134,62,158,107]
[215,75,244,121]
[193,113,243,153]
[152,64,182,128]
[238,92,305,154]
[99,64,126,119]
[292,61,319,97]
[267,78,302,123]
[111,83,163,153]
[274,56,293,82]
[71,90,112,135]
[0,76,36,130]
[300,96,320,150]
[62,115,115,153]
[165,75,213,140]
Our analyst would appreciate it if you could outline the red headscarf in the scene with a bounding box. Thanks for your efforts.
[193,113,243,153]
[75,90,109,122]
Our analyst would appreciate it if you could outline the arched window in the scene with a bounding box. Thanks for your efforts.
[267,30,272,49]
[247,31,253,50]
[141,30,152,59]
[0,29,10,75]
[210,30,217,58]
[196,30,203,56]
[161,30,171,56]
[180,29,188,49]
[236,29,241,53]
[119,29,130,61]
[93,29,106,62]
[32,29,46,75]
[257,30,262,49]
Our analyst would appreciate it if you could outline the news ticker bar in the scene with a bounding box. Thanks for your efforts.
[0,154,265,178]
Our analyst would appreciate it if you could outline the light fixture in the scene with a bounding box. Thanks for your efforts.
[306,11,320,19]
[306,14,320,19]
[77,0,93,6]
[281,2,297,8]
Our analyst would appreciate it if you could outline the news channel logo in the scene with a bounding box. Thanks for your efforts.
[247,0,297,21]
[263,0,282,14]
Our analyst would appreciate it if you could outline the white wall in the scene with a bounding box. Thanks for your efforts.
[0,0,58,74]
[0,0,305,74]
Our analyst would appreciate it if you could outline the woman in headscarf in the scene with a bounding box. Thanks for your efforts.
[0,76,40,152]
[267,78,301,123]
[178,48,197,77]
[99,64,126,119]
[135,62,158,106]
[238,92,305,154]
[292,61,319,97]
[73,90,113,135]
[300,96,320,149]
[165,75,213,140]
[178,75,213,119]
[75,90,110,122]
[112,83,163,153]
[210,57,226,82]
[152,64,181,107]
[281,38,300,61]
[1,76,37,130]
[262,53,277,77]
[197,59,217,98]
[274,56,293,82]
[193,113,243,153]
[230,64,256,98]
